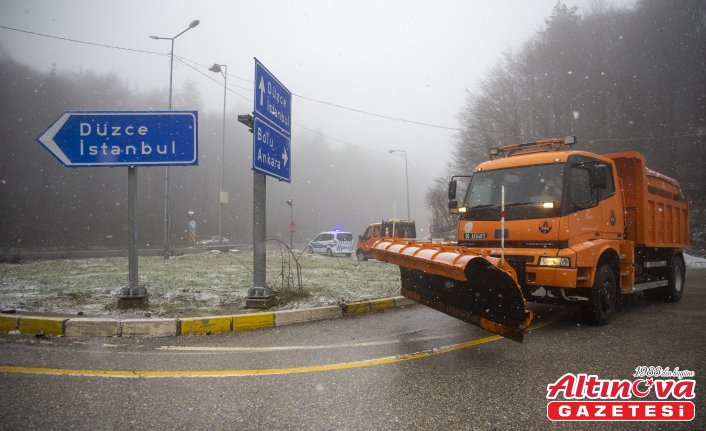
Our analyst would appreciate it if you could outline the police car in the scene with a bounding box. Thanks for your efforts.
[308,230,355,257]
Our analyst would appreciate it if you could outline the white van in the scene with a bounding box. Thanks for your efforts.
[308,231,355,257]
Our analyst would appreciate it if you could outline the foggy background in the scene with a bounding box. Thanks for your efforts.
[0,0,704,252]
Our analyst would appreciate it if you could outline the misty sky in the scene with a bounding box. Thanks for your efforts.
[0,0,636,225]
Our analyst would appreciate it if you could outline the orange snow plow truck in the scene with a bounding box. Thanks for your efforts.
[373,137,689,342]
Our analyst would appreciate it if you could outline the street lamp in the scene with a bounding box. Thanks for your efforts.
[209,63,228,245]
[286,199,294,249]
[150,19,200,259]
[389,149,410,221]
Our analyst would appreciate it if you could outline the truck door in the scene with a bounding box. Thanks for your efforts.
[566,160,603,243]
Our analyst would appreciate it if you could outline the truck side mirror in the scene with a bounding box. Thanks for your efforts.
[449,199,459,214]
[448,179,457,200]
[593,164,609,189]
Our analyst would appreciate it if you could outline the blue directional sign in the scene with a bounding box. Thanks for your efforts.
[253,117,291,182]
[36,111,198,167]
[254,58,292,135]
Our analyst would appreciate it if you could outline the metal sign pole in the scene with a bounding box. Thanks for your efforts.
[128,166,138,290]
[246,171,274,307]
[253,171,266,288]
[119,166,147,307]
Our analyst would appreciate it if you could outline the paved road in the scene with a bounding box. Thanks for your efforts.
[1,269,704,430]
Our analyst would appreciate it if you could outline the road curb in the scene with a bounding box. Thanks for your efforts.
[0,296,416,338]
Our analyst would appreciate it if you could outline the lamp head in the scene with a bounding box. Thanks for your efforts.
[189,19,200,29]
[208,64,222,73]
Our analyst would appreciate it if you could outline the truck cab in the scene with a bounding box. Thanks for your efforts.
[356,220,416,261]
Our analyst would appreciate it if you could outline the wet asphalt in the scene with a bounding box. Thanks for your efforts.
[0,269,704,430]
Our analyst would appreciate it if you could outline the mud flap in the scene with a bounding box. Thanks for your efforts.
[400,258,531,342]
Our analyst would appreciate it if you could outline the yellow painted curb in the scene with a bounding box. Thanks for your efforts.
[344,301,371,316]
[18,316,67,336]
[180,316,232,335]
[233,312,274,332]
[369,298,395,312]
[0,315,19,332]
[1,295,414,338]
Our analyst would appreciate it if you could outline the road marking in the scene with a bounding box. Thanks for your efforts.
[0,320,555,379]
[156,335,450,353]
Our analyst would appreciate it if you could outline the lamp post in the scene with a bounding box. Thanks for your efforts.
[286,199,294,249]
[209,63,228,245]
[150,19,200,259]
[389,149,410,221]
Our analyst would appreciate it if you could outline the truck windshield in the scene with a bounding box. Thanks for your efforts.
[463,163,565,220]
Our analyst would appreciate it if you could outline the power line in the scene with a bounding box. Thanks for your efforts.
[0,24,164,56]
[0,24,462,132]
[172,56,252,103]
[1,23,452,161]
[173,55,252,86]
[293,123,388,155]
[293,93,462,131]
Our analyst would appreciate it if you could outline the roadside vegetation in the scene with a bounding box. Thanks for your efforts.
[0,250,400,317]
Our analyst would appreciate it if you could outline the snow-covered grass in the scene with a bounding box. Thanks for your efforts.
[0,250,400,317]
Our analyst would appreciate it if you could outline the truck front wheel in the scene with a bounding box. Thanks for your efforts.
[356,250,368,262]
[582,264,618,325]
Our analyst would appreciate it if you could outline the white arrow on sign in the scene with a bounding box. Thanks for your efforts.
[37,112,72,165]
[282,148,289,167]
[258,77,265,106]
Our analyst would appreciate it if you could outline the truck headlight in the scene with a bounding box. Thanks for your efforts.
[539,257,570,267]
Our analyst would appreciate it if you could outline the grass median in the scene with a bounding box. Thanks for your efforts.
[0,250,401,317]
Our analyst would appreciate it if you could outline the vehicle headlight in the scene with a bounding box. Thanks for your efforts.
[539,257,570,267]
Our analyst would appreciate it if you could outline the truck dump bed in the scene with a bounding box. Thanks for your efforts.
[606,151,689,248]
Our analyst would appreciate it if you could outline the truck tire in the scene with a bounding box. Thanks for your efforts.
[307,246,313,254]
[582,264,618,325]
[356,250,368,262]
[664,255,685,303]
[325,248,333,257]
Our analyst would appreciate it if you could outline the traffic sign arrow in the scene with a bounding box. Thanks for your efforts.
[258,77,266,107]
[36,111,198,167]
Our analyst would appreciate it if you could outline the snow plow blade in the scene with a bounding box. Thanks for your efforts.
[372,240,532,342]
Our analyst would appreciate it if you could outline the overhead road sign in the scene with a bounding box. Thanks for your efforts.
[253,117,291,182]
[254,58,292,135]
[36,111,198,167]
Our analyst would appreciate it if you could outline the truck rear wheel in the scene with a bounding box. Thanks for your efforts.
[644,255,685,302]
[582,264,618,326]
[665,255,685,302]
[325,248,333,257]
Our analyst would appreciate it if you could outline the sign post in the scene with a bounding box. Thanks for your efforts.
[245,59,292,308]
[126,166,142,299]
[37,111,198,307]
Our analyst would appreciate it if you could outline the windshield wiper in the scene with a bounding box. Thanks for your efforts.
[504,202,537,207]
[469,204,498,210]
